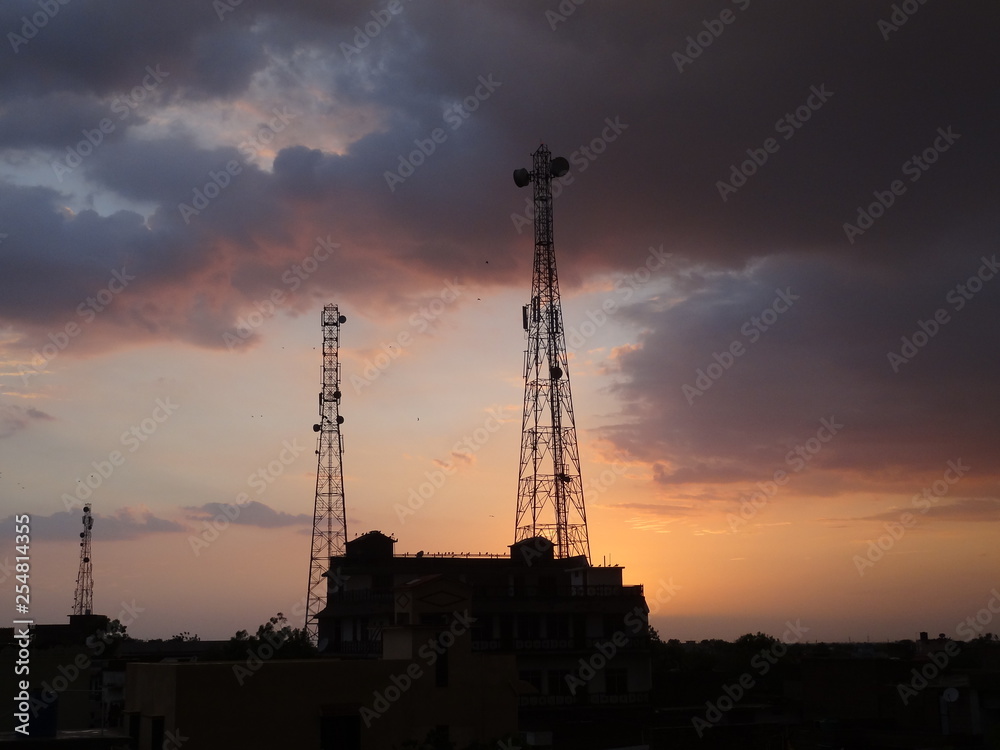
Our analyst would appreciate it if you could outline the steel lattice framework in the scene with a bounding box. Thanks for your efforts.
[513,144,591,561]
[305,304,348,642]
[72,505,94,615]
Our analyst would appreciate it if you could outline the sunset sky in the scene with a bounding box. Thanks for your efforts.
[1,1,998,643]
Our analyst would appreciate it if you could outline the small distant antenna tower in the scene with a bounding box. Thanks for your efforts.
[512,144,591,562]
[72,505,94,615]
[305,304,348,642]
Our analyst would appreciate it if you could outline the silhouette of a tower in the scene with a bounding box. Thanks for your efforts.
[72,505,94,615]
[512,145,591,561]
[305,304,348,642]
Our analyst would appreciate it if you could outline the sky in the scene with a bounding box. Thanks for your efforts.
[1,1,998,643]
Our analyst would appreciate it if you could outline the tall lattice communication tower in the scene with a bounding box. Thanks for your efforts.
[305,304,348,642]
[512,144,591,562]
[72,504,94,615]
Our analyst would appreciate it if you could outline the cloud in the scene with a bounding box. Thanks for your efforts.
[613,502,700,518]
[857,498,1000,524]
[0,1,998,502]
[0,402,54,438]
[0,506,185,541]
[1,2,993,358]
[602,251,1000,491]
[184,500,311,528]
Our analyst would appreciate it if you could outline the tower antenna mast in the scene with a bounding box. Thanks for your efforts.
[512,145,591,561]
[72,504,94,615]
[305,304,348,642]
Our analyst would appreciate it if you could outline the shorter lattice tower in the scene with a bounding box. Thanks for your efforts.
[72,505,94,615]
[305,304,348,642]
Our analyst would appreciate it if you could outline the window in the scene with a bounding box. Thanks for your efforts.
[605,668,627,695]
[519,669,543,691]
[499,615,513,637]
[517,614,539,640]
[435,649,449,687]
[319,715,361,750]
[547,670,572,696]
[603,614,622,637]
[150,716,164,750]
[546,614,569,639]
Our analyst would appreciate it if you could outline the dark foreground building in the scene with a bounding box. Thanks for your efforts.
[124,574,518,750]
[317,531,653,746]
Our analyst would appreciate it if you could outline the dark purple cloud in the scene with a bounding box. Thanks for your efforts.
[1,1,998,493]
[0,507,184,540]
[184,500,310,528]
[0,403,53,438]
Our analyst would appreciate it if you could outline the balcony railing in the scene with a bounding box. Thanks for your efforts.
[519,691,649,707]
[327,584,644,603]
[324,641,381,655]
[472,636,648,652]
[472,584,645,599]
[328,590,394,603]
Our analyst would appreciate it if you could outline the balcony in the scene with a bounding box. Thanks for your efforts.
[323,640,381,656]
[471,636,648,652]
[472,584,645,599]
[518,691,649,707]
[328,590,394,603]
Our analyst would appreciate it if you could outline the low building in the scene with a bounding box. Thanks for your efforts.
[317,531,653,746]
[124,576,518,750]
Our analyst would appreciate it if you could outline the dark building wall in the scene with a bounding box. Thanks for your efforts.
[318,533,652,708]
[125,650,518,750]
